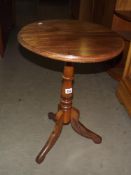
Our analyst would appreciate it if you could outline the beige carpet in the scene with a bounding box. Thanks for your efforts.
[0,27,131,175]
[0,1,131,174]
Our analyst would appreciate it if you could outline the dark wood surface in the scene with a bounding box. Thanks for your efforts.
[0,28,4,58]
[0,0,15,58]
[118,32,131,41]
[18,20,124,63]
[115,10,131,22]
[92,0,116,27]
[109,0,131,81]
[78,0,116,28]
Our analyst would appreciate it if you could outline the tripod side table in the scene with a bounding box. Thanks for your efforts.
[18,20,124,164]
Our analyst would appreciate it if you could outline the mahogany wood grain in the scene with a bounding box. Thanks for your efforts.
[18,20,124,63]
[18,20,124,164]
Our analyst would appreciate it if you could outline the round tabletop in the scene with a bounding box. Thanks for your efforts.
[18,20,124,63]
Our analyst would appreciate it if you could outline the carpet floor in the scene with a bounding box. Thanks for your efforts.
[0,1,131,174]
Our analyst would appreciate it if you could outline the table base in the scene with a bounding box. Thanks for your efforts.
[36,64,102,164]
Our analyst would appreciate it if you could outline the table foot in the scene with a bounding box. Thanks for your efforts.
[71,108,102,144]
[48,112,56,122]
[36,112,63,164]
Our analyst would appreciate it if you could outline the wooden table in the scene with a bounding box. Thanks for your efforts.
[18,20,124,164]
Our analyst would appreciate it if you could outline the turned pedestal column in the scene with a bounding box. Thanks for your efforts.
[36,64,102,163]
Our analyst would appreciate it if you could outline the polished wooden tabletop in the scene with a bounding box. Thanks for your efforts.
[18,20,124,63]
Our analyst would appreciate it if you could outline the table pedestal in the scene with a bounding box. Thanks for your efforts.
[36,63,102,164]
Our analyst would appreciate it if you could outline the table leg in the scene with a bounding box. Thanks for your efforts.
[48,112,57,122]
[71,108,102,144]
[36,111,63,164]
